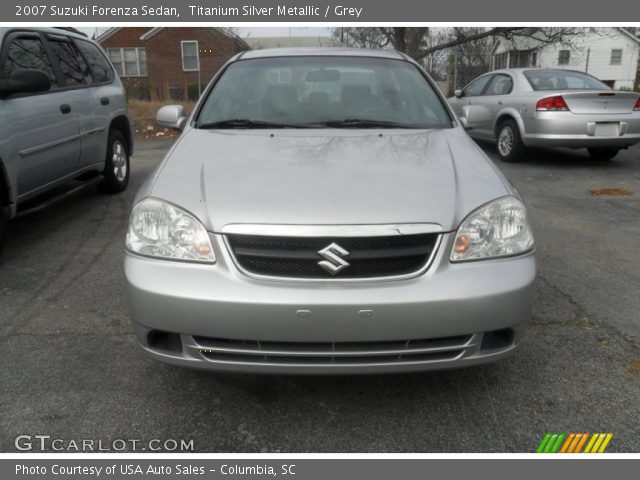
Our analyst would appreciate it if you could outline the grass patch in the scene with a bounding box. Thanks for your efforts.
[588,187,633,196]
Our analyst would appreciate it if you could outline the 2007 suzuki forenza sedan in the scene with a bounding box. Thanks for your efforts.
[124,48,536,374]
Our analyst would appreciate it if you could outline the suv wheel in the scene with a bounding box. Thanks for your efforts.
[496,120,525,162]
[587,148,619,161]
[99,129,130,194]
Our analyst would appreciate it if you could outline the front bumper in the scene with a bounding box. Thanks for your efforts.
[125,233,536,374]
[522,111,640,148]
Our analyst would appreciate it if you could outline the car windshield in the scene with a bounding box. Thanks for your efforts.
[195,56,453,129]
[523,70,610,91]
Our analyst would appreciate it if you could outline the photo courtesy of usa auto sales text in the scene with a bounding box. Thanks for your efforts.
[15,464,295,476]
[15,464,203,476]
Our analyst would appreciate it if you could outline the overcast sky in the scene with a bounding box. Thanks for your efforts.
[79,27,331,39]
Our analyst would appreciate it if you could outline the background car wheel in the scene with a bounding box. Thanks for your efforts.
[496,120,525,162]
[587,148,619,161]
[99,129,130,194]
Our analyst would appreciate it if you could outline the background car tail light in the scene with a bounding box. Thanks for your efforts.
[536,96,570,111]
[634,97,640,110]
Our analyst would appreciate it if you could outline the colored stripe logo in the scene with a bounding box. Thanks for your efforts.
[537,433,612,453]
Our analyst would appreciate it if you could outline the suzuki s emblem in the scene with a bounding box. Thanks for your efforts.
[317,242,350,275]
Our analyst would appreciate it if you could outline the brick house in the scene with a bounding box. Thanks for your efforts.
[96,27,250,101]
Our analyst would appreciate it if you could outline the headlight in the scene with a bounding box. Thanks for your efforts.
[126,198,215,263]
[450,196,534,262]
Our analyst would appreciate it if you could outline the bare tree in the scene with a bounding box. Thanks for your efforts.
[447,28,495,88]
[332,27,582,60]
[419,29,450,80]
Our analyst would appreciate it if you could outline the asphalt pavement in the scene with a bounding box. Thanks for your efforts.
[0,139,638,452]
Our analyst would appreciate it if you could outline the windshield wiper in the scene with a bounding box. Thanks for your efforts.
[198,119,316,129]
[322,118,419,128]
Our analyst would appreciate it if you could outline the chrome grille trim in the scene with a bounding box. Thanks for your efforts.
[223,232,442,283]
[189,334,474,367]
[220,223,443,237]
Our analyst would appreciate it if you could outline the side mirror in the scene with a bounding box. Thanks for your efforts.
[454,89,463,98]
[0,69,51,96]
[459,117,472,130]
[156,105,187,130]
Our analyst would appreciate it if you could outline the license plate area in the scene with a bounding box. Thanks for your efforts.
[593,122,620,137]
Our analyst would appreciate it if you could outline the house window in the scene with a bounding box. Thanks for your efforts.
[181,41,199,71]
[493,52,508,70]
[494,50,537,69]
[106,47,147,77]
[558,50,570,65]
[510,50,536,68]
[138,48,147,76]
[610,49,623,65]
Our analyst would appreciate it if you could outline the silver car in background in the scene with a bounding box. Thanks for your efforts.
[124,49,536,374]
[448,68,640,161]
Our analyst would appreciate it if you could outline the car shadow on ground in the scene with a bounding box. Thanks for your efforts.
[2,187,122,257]
[476,141,638,168]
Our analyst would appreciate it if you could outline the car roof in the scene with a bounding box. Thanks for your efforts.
[492,67,591,75]
[238,47,409,60]
[0,27,91,42]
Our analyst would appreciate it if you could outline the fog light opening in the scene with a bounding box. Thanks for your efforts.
[147,330,183,354]
[480,328,515,351]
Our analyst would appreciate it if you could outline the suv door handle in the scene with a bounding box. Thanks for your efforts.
[100,97,110,106]
[60,104,71,114]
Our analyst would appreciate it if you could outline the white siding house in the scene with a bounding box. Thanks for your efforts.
[491,28,640,90]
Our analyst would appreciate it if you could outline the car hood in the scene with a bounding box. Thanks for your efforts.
[147,128,512,232]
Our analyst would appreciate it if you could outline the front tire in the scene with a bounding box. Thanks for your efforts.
[496,120,526,162]
[99,129,130,194]
[587,148,619,161]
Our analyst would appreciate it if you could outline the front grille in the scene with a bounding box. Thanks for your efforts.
[226,233,439,279]
[193,335,472,366]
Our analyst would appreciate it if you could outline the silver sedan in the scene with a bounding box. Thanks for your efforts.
[448,68,640,161]
[124,49,536,374]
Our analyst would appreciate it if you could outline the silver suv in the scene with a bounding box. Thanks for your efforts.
[125,48,536,374]
[0,27,132,248]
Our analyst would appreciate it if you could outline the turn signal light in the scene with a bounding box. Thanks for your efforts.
[536,95,569,111]
[453,235,470,254]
